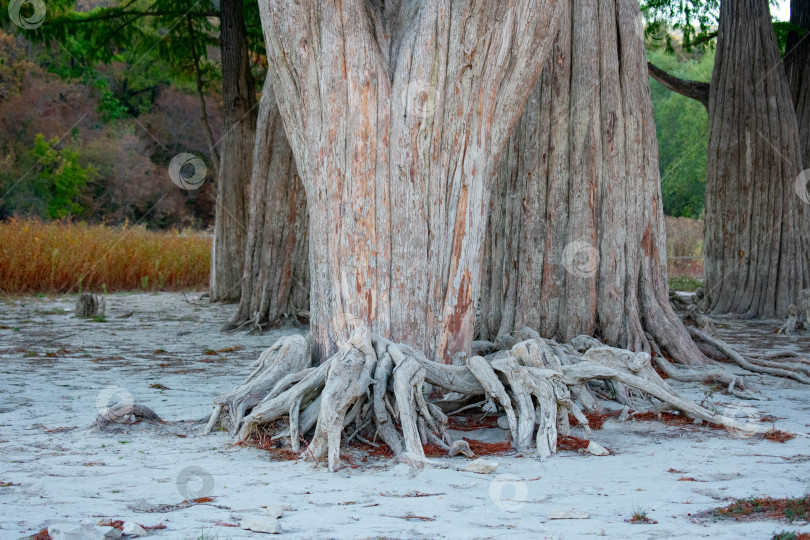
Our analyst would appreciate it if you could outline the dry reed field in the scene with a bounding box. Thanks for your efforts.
[0,218,703,296]
[0,218,210,295]
[665,216,704,280]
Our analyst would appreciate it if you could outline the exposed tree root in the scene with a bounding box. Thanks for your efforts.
[646,337,744,393]
[96,404,163,429]
[777,304,800,336]
[688,328,810,385]
[203,335,312,434]
[206,327,773,472]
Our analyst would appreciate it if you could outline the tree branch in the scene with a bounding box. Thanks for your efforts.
[685,30,718,49]
[49,9,221,25]
[647,61,711,109]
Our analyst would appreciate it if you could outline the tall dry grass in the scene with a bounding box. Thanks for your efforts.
[0,217,706,295]
[0,218,210,295]
[664,216,704,279]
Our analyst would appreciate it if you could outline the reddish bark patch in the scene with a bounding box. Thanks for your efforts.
[441,270,474,363]
[557,436,590,451]
[764,430,797,443]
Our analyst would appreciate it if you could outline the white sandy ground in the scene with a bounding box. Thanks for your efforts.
[0,292,809,540]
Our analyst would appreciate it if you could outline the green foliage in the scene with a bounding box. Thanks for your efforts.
[2,134,97,219]
[775,21,808,54]
[29,134,97,218]
[648,48,713,218]
[642,0,720,52]
[643,0,797,53]
[91,77,129,121]
[1,0,229,119]
[669,276,703,292]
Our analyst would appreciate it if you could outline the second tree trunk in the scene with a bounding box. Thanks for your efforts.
[209,0,258,302]
[478,0,708,365]
[704,0,809,317]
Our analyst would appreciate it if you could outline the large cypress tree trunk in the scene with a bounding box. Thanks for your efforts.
[704,0,809,318]
[223,74,309,332]
[205,0,804,472]
[786,0,809,165]
[209,0,258,301]
[261,0,565,363]
[478,0,707,365]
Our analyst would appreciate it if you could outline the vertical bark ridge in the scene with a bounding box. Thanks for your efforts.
[479,0,709,365]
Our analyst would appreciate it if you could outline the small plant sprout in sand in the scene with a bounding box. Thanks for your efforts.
[627,507,658,524]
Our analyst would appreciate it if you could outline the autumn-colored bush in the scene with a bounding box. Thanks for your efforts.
[0,29,219,229]
[0,218,210,294]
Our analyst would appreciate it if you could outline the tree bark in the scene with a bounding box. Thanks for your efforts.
[478,0,708,365]
[704,0,809,318]
[224,74,310,332]
[260,0,565,363]
[209,0,258,301]
[786,0,809,165]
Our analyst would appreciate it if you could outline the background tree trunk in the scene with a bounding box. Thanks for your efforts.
[704,0,809,318]
[786,0,809,165]
[478,0,707,365]
[261,0,564,363]
[223,75,309,332]
[209,0,258,301]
